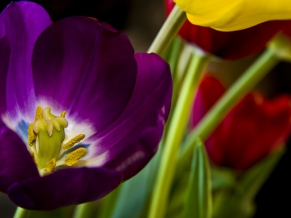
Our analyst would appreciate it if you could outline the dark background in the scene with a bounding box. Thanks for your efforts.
[0,0,290,217]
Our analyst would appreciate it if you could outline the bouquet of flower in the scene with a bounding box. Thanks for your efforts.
[0,0,291,217]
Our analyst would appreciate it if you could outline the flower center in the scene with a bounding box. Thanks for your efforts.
[27,106,87,174]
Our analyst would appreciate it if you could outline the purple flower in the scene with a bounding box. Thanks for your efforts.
[0,2,172,210]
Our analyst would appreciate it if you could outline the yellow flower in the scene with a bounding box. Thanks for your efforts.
[174,0,291,31]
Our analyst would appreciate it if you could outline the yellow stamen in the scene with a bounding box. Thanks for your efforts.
[29,150,36,163]
[65,148,87,166]
[27,123,36,146]
[63,134,86,149]
[45,158,56,172]
[60,110,66,118]
[35,106,43,121]
[27,106,44,146]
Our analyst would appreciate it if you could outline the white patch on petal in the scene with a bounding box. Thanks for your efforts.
[161,106,166,115]
[84,151,108,167]
[82,138,102,159]
[158,106,166,126]
[64,121,95,144]
[37,98,64,115]
[63,118,100,157]
[2,113,29,145]
[1,113,14,130]
[116,151,145,172]
[159,114,166,126]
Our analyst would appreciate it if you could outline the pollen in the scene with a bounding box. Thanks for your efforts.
[63,134,86,149]
[65,147,87,166]
[45,158,56,172]
[27,106,44,146]
[27,123,36,146]
[35,106,44,120]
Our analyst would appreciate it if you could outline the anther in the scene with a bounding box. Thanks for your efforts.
[65,148,87,166]
[63,134,86,149]
[35,106,43,120]
[60,111,66,118]
[27,123,36,146]
[28,106,44,146]
[45,158,56,172]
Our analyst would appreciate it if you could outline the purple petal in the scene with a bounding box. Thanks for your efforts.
[0,36,10,115]
[0,120,39,193]
[104,111,165,180]
[7,167,123,210]
[95,53,172,180]
[32,17,137,131]
[0,2,52,124]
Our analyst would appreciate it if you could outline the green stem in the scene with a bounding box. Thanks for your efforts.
[13,207,29,218]
[147,5,186,56]
[163,42,189,140]
[168,37,183,76]
[171,44,191,108]
[180,47,279,161]
[148,52,209,218]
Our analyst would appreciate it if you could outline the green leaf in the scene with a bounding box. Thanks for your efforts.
[213,146,285,218]
[211,166,236,191]
[168,37,183,77]
[182,138,212,218]
[237,146,285,202]
[110,145,162,218]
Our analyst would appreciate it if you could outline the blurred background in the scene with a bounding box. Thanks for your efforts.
[0,0,290,217]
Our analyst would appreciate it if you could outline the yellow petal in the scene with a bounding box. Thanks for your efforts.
[174,0,291,31]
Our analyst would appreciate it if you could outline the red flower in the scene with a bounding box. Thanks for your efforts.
[165,0,291,60]
[192,76,291,170]
[283,26,291,38]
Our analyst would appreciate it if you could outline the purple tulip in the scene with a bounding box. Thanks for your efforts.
[0,2,172,210]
